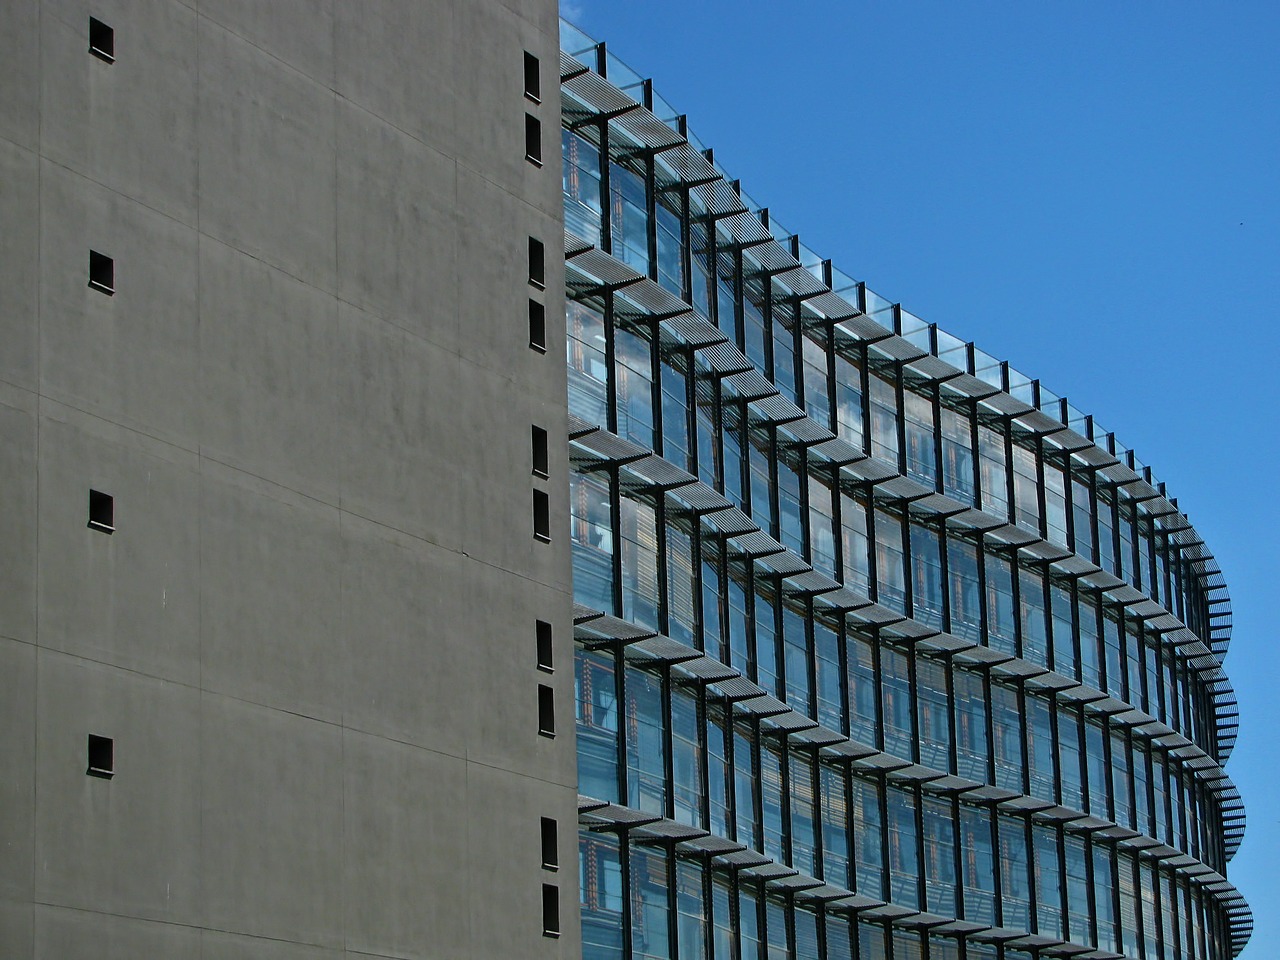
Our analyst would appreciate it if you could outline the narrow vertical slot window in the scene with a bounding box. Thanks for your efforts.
[89,17,114,62]
[528,237,545,288]
[538,684,555,737]
[525,114,542,166]
[542,883,560,936]
[88,489,114,533]
[541,817,558,869]
[528,298,547,352]
[87,734,114,778]
[536,620,553,673]
[533,490,551,542]
[89,251,114,295]
[523,51,541,102]
[532,425,549,478]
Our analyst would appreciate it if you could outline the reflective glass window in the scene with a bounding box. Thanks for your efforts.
[1094,843,1118,953]
[960,804,996,925]
[790,752,817,876]
[978,423,1009,519]
[813,617,842,731]
[886,785,919,908]
[940,404,975,505]
[916,655,951,773]
[947,535,981,643]
[985,549,1016,655]
[954,669,989,783]
[630,844,670,960]
[1026,696,1056,804]
[991,683,1023,793]
[903,389,937,487]
[759,740,785,863]
[576,646,619,801]
[771,297,798,401]
[1033,825,1063,939]
[626,668,666,816]
[580,830,625,960]
[707,706,731,837]
[839,492,871,595]
[1012,443,1041,533]
[1018,566,1048,665]
[874,508,906,612]
[619,495,660,630]
[666,520,696,646]
[567,300,609,425]
[869,369,900,465]
[1044,460,1068,547]
[880,645,913,760]
[734,729,757,848]
[801,331,831,427]
[614,322,654,447]
[910,523,944,629]
[671,685,702,827]
[676,858,707,960]
[660,351,690,471]
[833,351,864,448]
[655,196,685,296]
[923,795,957,915]
[563,129,603,245]
[820,765,849,887]
[570,469,614,613]
[1057,707,1083,811]
[609,161,649,273]
[847,633,878,746]
[1064,834,1091,946]
[999,814,1031,931]
[852,777,884,899]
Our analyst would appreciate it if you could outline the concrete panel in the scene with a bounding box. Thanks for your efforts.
[342,730,470,959]
[40,0,199,224]
[464,763,581,960]
[34,651,201,925]
[199,0,335,86]
[333,303,464,549]
[36,409,201,685]
[200,694,343,947]
[0,140,38,392]
[0,387,37,644]
[197,238,340,503]
[202,930,341,960]
[457,559,574,785]
[38,163,200,446]
[198,21,336,292]
[199,463,343,722]
[335,100,458,350]
[34,904,199,960]
[334,0,455,151]
[0,639,35,908]
[0,0,38,150]
[0,900,32,960]
[339,515,470,755]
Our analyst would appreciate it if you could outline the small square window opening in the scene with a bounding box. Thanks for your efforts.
[89,250,114,295]
[523,51,541,102]
[540,817,558,869]
[525,114,542,166]
[537,684,555,737]
[542,883,560,937]
[88,489,114,533]
[532,425,549,478]
[533,490,551,542]
[536,620,553,673]
[89,17,114,62]
[87,734,114,779]
[528,299,547,352]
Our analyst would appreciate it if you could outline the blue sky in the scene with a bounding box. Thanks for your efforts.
[563,2,1280,955]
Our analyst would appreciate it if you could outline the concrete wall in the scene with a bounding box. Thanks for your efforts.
[0,1,576,957]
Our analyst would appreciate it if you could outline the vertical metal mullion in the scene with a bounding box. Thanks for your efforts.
[990,803,1005,928]
[913,783,926,912]
[931,385,944,495]
[662,668,675,822]
[618,828,634,956]
[615,643,629,807]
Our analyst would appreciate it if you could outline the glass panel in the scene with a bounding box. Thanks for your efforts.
[619,496,660,630]
[1064,834,1091,945]
[567,300,609,425]
[735,729,757,849]
[1057,708,1083,811]
[910,523,944,629]
[570,470,614,613]
[903,388,937,487]
[1026,696,1056,805]
[847,633,877,746]
[916,655,951,773]
[999,815,1030,931]
[671,686,702,827]
[960,804,996,925]
[563,129,603,245]
[940,404,975,504]
[676,858,707,960]
[820,765,849,887]
[661,352,690,471]
[630,845,670,960]
[580,829,625,960]
[978,423,1008,519]
[626,668,667,816]
[985,550,1016,656]
[923,795,957,915]
[610,161,650,273]
[991,682,1023,793]
[874,508,906,612]
[813,617,842,731]
[868,369,899,465]
[790,753,817,877]
[839,492,871,595]
[1012,443,1040,533]
[886,785,919,908]
[707,706,731,837]
[801,331,831,427]
[833,351,864,448]
[954,669,989,783]
[759,741,785,862]
[666,520,696,646]
[655,198,685,297]
[852,777,884,899]
[614,322,654,448]
[880,645,913,760]
[1018,566,1048,665]
[947,535,981,643]
[1033,825,1063,939]
[576,646,619,802]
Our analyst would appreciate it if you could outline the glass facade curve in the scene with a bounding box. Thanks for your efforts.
[559,19,1250,960]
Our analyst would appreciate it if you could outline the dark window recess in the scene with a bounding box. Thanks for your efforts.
[89,17,114,62]
[533,489,551,542]
[528,298,546,352]
[87,734,114,779]
[88,489,114,533]
[523,51,541,102]
[541,817,558,869]
[536,620,553,673]
[89,250,114,295]
[537,684,555,737]
[525,114,542,165]
[542,884,560,937]
[532,425,549,478]
[528,237,545,288]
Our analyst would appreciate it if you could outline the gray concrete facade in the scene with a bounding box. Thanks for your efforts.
[0,1,576,957]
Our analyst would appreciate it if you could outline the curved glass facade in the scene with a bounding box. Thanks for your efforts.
[559,19,1249,960]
